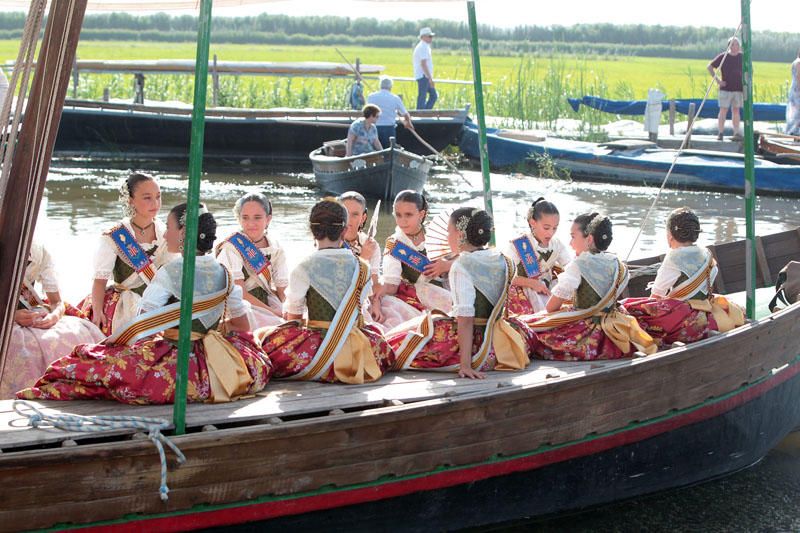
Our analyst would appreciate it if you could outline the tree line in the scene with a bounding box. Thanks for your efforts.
[0,12,797,62]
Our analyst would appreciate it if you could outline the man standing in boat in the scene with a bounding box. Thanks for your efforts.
[413,27,437,110]
[367,76,415,149]
[707,37,744,141]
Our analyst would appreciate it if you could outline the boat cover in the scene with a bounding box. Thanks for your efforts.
[567,96,786,121]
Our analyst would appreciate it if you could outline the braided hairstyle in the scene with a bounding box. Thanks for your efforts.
[309,199,347,241]
[233,192,273,219]
[666,207,701,244]
[526,197,559,222]
[450,207,494,248]
[393,190,428,219]
[170,203,217,254]
[574,212,613,252]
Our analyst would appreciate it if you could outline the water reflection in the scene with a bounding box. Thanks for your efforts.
[39,162,800,302]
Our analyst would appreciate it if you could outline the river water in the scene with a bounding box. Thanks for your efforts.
[36,162,800,530]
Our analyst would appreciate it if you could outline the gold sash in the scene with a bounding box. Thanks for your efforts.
[163,328,253,403]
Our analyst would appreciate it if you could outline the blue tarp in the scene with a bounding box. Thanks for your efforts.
[567,95,786,122]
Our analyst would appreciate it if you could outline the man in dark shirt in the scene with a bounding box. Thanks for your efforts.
[707,37,743,141]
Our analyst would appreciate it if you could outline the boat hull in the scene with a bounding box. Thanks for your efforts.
[53,103,466,164]
[460,124,800,196]
[310,144,432,199]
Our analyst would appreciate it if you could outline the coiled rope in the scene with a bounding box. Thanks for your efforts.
[12,400,186,501]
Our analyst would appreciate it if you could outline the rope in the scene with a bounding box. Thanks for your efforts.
[628,263,662,278]
[624,22,744,262]
[12,400,186,501]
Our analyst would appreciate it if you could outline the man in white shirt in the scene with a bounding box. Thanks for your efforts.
[412,27,437,110]
[367,76,415,149]
[0,68,8,112]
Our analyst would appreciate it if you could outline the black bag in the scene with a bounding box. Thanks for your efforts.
[768,261,800,312]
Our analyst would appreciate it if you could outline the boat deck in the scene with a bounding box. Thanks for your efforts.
[0,359,629,452]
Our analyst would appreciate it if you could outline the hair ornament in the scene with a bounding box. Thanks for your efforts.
[455,215,470,233]
[199,233,206,240]
[118,180,135,218]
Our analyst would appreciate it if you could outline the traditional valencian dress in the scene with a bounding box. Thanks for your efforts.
[379,226,452,329]
[386,249,532,372]
[524,251,658,361]
[71,218,174,336]
[503,232,573,315]
[216,230,288,329]
[620,245,745,346]
[0,242,105,399]
[19,255,272,405]
[257,248,394,383]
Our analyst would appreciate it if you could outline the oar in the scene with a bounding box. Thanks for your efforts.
[334,47,375,91]
[407,126,473,188]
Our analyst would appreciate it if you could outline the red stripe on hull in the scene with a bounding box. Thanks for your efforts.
[77,361,800,532]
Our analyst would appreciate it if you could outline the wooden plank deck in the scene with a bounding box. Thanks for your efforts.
[0,360,627,451]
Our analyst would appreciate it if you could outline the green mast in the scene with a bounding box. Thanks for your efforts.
[466,0,494,244]
[741,0,756,319]
[173,0,213,435]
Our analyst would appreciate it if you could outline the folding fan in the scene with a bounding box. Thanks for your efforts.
[424,208,454,261]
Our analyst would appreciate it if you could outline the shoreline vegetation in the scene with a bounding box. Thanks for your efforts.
[0,14,793,136]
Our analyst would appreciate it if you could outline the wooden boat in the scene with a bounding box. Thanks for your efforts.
[53,100,469,164]
[459,122,800,196]
[309,139,433,200]
[1,228,799,531]
[568,95,787,121]
[758,133,800,164]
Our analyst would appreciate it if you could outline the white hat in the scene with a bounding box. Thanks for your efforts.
[419,27,435,38]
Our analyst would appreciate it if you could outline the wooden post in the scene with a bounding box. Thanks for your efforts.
[103,87,109,102]
[72,56,78,98]
[133,72,145,104]
[0,0,88,380]
[212,53,219,107]
[669,100,676,136]
[686,102,696,148]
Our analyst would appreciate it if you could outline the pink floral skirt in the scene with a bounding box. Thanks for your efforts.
[522,315,626,361]
[68,288,122,336]
[620,297,711,346]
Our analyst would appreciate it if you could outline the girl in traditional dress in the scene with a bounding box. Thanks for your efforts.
[0,242,105,398]
[504,198,574,315]
[216,193,287,329]
[620,208,744,346]
[377,190,452,328]
[338,191,384,322]
[72,172,173,336]
[524,213,657,361]
[256,199,394,383]
[19,204,272,405]
[386,208,533,379]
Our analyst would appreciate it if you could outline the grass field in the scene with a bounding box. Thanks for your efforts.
[0,40,791,129]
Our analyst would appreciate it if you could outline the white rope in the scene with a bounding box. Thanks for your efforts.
[624,22,744,262]
[12,400,186,501]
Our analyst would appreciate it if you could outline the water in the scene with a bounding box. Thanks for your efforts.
[34,162,800,529]
[38,161,800,303]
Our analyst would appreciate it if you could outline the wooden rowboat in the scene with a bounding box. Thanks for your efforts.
[758,133,800,165]
[1,229,799,531]
[310,139,433,200]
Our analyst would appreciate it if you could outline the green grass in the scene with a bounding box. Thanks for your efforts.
[0,40,791,130]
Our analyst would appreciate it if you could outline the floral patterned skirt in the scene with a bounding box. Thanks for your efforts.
[0,316,105,399]
[620,297,711,346]
[17,332,272,405]
[68,288,122,336]
[394,280,426,311]
[386,316,535,371]
[506,285,535,316]
[524,315,627,361]
[260,323,395,383]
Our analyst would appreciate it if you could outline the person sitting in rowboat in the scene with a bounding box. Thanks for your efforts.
[620,208,745,346]
[338,191,383,321]
[0,241,105,399]
[522,213,658,361]
[69,172,175,336]
[376,190,452,330]
[216,192,287,329]
[503,197,573,315]
[256,199,395,383]
[385,207,533,379]
[345,103,383,157]
[18,204,273,404]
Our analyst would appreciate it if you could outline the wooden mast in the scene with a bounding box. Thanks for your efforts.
[0,0,89,375]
